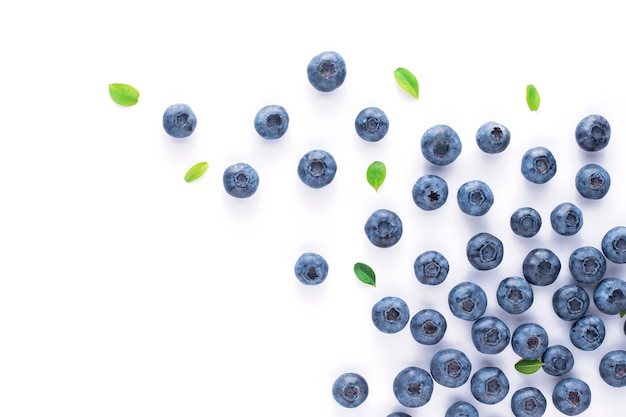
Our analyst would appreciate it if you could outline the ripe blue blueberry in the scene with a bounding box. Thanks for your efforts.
[392,366,434,408]
[542,344,575,376]
[599,349,626,387]
[297,149,337,188]
[409,308,447,345]
[497,276,534,315]
[471,315,511,354]
[511,386,547,417]
[476,121,511,153]
[354,107,389,142]
[511,323,549,360]
[568,246,607,285]
[470,366,509,405]
[457,180,494,216]
[253,104,289,140]
[601,226,626,264]
[448,281,487,321]
[412,174,448,211]
[364,209,403,248]
[307,51,346,92]
[522,248,561,286]
[466,232,504,271]
[420,124,462,166]
[331,372,368,408]
[552,284,590,321]
[551,377,591,416]
[510,207,542,238]
[569,315,605,351]
[371,296,410,334]
[550,202,583,236]
[293,252,328,285]
[520,146,557,184]
[430,348,472,388]
[413,250,449,285]
[575,163,611,199]
[445,401,478,417]
[162,103,197,138]
[387,413,411,417]
[575,114,610,152]
[593,277,626,315]
[222,162,259,198]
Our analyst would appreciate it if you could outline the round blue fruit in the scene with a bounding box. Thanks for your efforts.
[496,276,534,315]
[471,316,511,354]
[354,107,389,142]
[552,284,590,321]
[511,386,547,417]
[457,180,494,216]
[420,124,462,166]
[511,323,549,360]
[575,163,611,199]
[475,121,511,153]
[542,344,574,376]
[522,248,561,286]
[297,149,337,188]
[253,104,289,139]
[162,103,197,138]
[331,372,368,408]
[552,377,591,415]
[569,315,605,351]
[409,308,447,345]
[307,51,346,92]
[568,246,607,285]
[466,232,504,271]
[412,174,448,211]
[550,202,583,236]
[599,349,626,387]
[601,226,626,264]
[520,146,557,184]
[430,348,472,388]
[593,277,626,315]
[364,209,403,248]
[575,114,610,151]
[371,296,410,334]
[510,207,542,238]
[413,250,449,285]
[293,252,329,285]
[470,366,509,405]
[448,281,487,321]
[445,401,478,417]
[222,162,259,198]
[392,366,434,408]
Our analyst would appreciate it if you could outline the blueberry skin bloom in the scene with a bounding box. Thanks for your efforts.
[511,386,547,417]
[520,146,557,184]
[162,103,197,138]
[371,296,410,334]
[222,163,259,198]
[575,163,611,199]
[497,276,534,315]
[412,174,448,211]
[445,401,478,417]
[392,366,434,408]
[297,149,337,188]
[448,281,487,321]
[471,316,511,354]
[331,372,368,408]
[476,121,511,153]
[457,180,494,216]
[293,252,328,285]
[601,226,626,263]
[409,308,447,345]
[593,277,626,315]
[354,107,389,142]
[552,284,590,321]
[599,349,626,387]
[510,207,542,238]
[420,124,462,166]
[569,315,605,351]
[413,250,449,285]
[430,348,472,388]
[575,113,610,151]
[253,104,289,140]
[364,209,403,248]
[542,345,575,376]
[552,378,591,416]
[568,246,606,285]
[307,51,346,92]
[466,232,504,271]
[512,323,549,360]
[550,202,583,236]
[522,248,561,286]
[470,366,509,405]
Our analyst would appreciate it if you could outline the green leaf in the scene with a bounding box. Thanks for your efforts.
[184,161,209,183]
[394,67,419,99]
[366,161,386,191]
[109,83,140,106]
[526,84,540,111]
[354,262,376,287]
[514,359,544,375]
[620,310,626,318]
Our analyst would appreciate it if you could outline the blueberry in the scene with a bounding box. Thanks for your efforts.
[599,349,626,387]
[354,107,389,142]
[306,51,346,92]
[411,174,448,211]
[371,296,410,334]
[510,207,542,238]
[364,209,403,248]
[162,103,197,138]
[296,149,337,189]
[542,345,575,376]
[511,386,547,417]
[253,104,289,140]
[471,315,511,354]
[575,163,611,199]
[409,308,447,345]
[457,180,494,216]
[593,277,626,315]
[569,315,605,351]
[550,202,583,236]
[466,232,504,271]
[470,366,509,405]
[601,226,626,263]
[497,276,534,315]
[331,372,368,408]
[520,146,557,184]
[522,248,561,286]
[420,124,462,166]
[552,377,591,416]
[430,348,472,388]
[387,413,412,417]
[476,121,511,153]
[552,284,589,321]
[448,281,487,321]
[511,323,549,360]
[413,250,449,285]
[568,246,607,285]
[222,162,259,198]
[575,114,610,152]
[445,401,479,417]
[293,252,329,286]
[392,366,434,408]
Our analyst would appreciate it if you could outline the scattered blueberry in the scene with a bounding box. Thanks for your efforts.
[470,366,510,405]
[593,277,626,315]
[601,226,626,263]
[307,51,346,92]
[471,315,511,354]
[542,344,575,377]
[457,180,494,216]
[448,281,488,321]
[413,250,449,285]
[511,386,547,417]
[445,401,478,417]
[253,104,289,139]
[575,114,610,152]
[511,322,549,360]
[475,121,511,153]
[569,315,605,351]
[354,107,389,142]
[496,276,534,315]
[522,248,561,286]
[575,163,611,199]
[552,284,590,321]
[510,207,542,238]
[392,366,434,408]
[371,296,410,334]
[568,246,607,285]
[550,202,583,236]
[331,372,368,408]
[412,174,448,211]
[409,308,447,345]
[222,162,260,198]
[162,103,197,138]
[364,209,403,248]
[296,149,337,188]
[466,232,504,271]
[520,146,557,184]
[599,349,626,387]
[430,348,472,388]
[387,413,412,417]
[293,252,329,285]
[551,377,591,416]
[420,124,462,166]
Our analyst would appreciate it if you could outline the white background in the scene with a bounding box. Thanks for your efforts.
[2,1,626,416]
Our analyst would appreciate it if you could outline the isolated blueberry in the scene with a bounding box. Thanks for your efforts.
[511,323,549,360]
[575,114,610,151]
[307,51,346,92]
[371,296,410,334]
[601,226,626,263]
[364,209,403,248]
[471,316,511,354]
[569,315,605,351]
[522,248,561,286]
[550,202,583,236]
[354,107,389,142]
[542,345,575,376]
[393,366,434,408]
[511,386,547,417]
[457,180,494,216]
[470,366,509,405]
[331,372,368,408]
[448,281,487,321]
[476,121,511,153]
[466,232,504,271]
[413,250,449,285]
[552,377,591,416]
[430,348,472,388]
[297,149,337,188]
[409,308,447,345]
[575,163,611,199]
[162,103,197,138]
[420,124,462,166]
[445,401,478,417]
[552,284,590,321]
[253,104,289,139]
[293,252,328,286]
[387,413,412,417]
[412,174,448,211]
[599,349,626,387]
[510,207,542,238]
[568,246,606,285]
[520,147,557,184]
[593,277,626,315]
[222,163,259,198]
[497,276,534,315]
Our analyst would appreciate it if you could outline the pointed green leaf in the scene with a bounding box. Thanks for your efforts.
[394,67,419,99]
[184,161,209,183]
[354,262,376,287]
[526,84,540,111]
[109,83,140,106]
[514,359,544,375]
[366,161,386,192]
[620,310,626,318]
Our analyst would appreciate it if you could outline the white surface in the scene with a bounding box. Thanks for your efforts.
[2,1,626,416]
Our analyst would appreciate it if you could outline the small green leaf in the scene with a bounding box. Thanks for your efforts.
[184,161,209,183]
[354,262,376,287]
[526,84,540,111]
[394,67,419,99]
[620,310,626,318]
[109,83,140,106]
[366,161,386,192]
[514,359,544,375]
